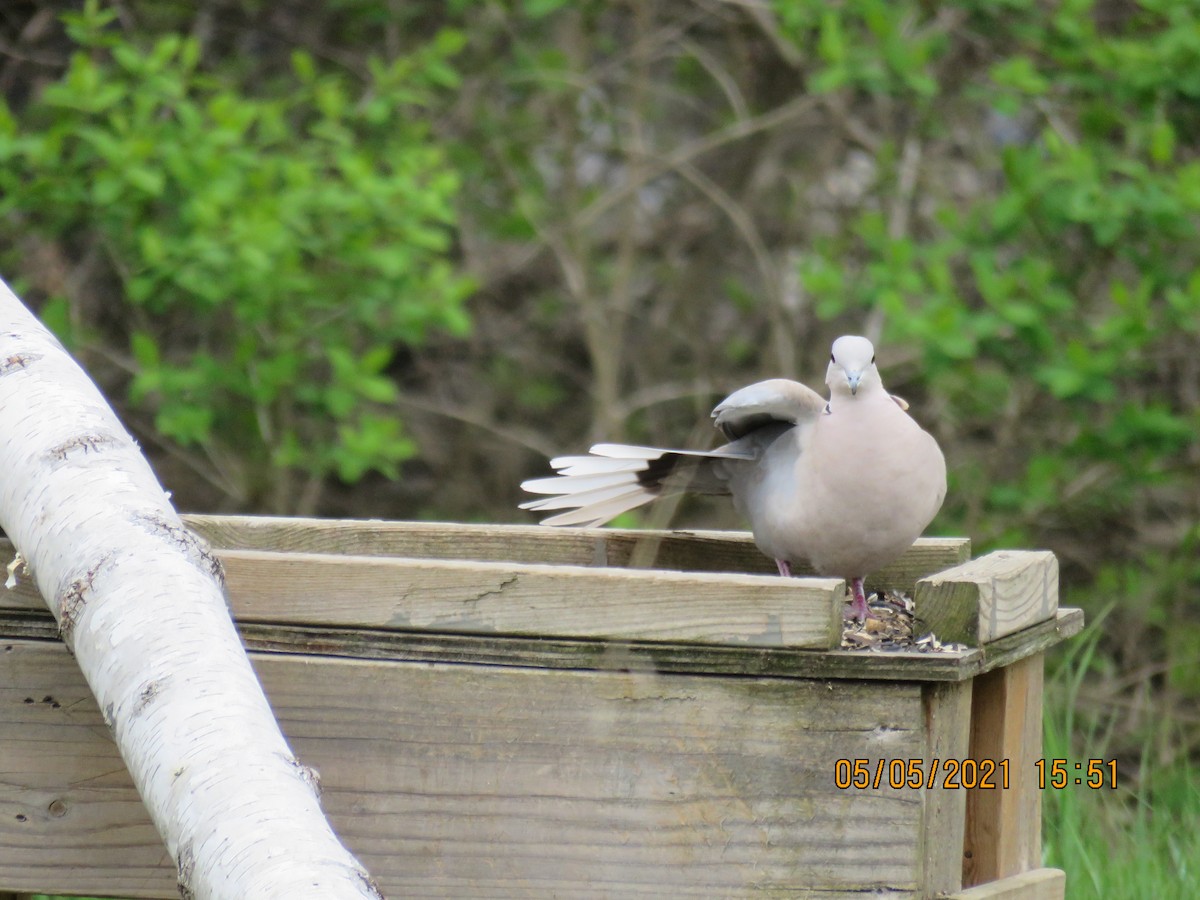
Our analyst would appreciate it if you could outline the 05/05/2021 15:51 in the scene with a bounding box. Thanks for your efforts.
[832,758,1118,791]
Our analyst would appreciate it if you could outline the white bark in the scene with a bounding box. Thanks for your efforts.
[0,279,381,899]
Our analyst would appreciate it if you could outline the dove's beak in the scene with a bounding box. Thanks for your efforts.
[846,372,861,395]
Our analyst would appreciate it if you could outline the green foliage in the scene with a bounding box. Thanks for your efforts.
[0,0,472,510]
[1044,623,1200,896]
[794,0,1199,564]
[770,0,946,99]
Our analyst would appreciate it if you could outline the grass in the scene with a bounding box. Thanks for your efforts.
[1042,612,1200,898]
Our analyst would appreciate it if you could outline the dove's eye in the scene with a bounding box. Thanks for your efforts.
[871,355,876,364]
[830,353,835,363]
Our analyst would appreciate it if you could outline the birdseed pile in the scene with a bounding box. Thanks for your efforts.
[841,590,968,652]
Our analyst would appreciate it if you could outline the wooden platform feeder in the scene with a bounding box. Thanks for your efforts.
[0,516,1081,899]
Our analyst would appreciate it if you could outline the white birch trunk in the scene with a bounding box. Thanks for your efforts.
[0,279,381,899]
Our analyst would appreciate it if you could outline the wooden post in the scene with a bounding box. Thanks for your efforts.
[922,680,974,895]
[962,652,1045,886]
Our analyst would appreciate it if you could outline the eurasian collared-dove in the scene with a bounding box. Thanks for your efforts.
[520,336,947,620]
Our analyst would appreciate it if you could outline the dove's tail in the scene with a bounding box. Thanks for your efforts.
[519,443,746,527]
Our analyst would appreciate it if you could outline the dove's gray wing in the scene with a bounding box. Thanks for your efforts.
[519,379,824,528]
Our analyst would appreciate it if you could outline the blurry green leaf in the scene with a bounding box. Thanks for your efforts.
[36,296,75,345]
[523,0,572,20]
[1036,364,1087,399]
[990,56,1050,95]
[156,403,215,446]
[292,50,316,83]
[125,166,165,196]
[333,414,415,481]
[130,331,161,368]
[1150,117,1176,165]
[61,0,119,47]
[817,10,847,65]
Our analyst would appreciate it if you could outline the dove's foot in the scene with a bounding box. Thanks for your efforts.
[776,559,792,578]
[844,576,870,621]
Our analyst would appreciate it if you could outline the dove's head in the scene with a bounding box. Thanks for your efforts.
[825,335,879,397]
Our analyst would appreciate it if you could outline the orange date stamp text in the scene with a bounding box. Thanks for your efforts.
[833,758,1009,790]
[833,758,1118,790]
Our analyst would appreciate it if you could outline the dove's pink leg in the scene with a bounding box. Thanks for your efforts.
[776,559,792,577]
[845,577,870,621]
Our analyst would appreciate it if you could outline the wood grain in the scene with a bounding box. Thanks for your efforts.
[180,515,971,587]
[969,609,1081,677]
[921,680,973,895]
[962,653,1045,887]
[1,540,845,650]
[217,549,845,649]
[0,526,969,644]
[0,639,967,898]
[0,607,1086,685]
[915,551,1058,646]
[948,867,1065,900]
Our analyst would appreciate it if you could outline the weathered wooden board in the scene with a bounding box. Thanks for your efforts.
[914,551,1058,646]
[0,606,1086,686]
[962,653,1045,887]
[0,547,845,649]
[0,639,971,899]
[217,550,845,648]
[948,867,1065,900]
[0,606,1086,687]
[0,527,976,654]
[0,523,972,654]
[181,515,971,588]
[922,680,973,891]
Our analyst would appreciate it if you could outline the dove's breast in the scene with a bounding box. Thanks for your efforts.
[736,394,946,579]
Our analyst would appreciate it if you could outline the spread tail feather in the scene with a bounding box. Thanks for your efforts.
[520,443,750,527]
[536,489,658,527]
